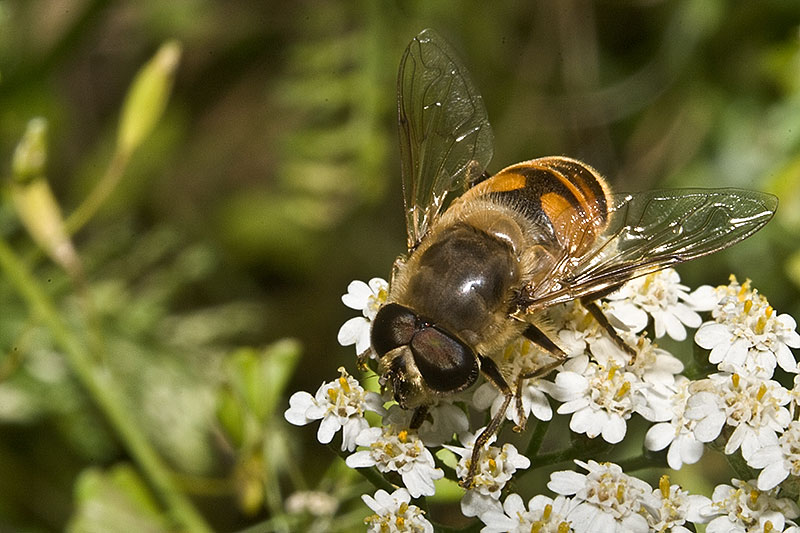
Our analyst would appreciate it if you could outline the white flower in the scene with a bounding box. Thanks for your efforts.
[417,401,469,447]
[689,373,791,462]
[337,278,389,356]
[472,338,555,429]
[604,268,703,341]
[793,373,800,417]
[284,367,385,451]
[285,490,338,516]
[549,355,648,443]
[681,379,728,445]
[362,488,433,533]
[701,479,800,533]
[588,332,679,423]
[645,376,709,470]
[478,493,577,533]
[378,402,468,447]
[642,475,711,533]
[694,276,800,377]
[748,419,800,490]
[547,460,651,533]
[444,429,531,517]
[550,300,605,358]
[346,422,443,498]
[590,332,683,391]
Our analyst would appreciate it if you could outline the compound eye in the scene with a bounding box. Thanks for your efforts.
[410,327,478,392]
[371,303,416,356]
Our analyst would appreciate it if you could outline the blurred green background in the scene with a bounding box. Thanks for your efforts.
[3,0,800,531]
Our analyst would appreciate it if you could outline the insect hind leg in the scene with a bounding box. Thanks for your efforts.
[580,297,637,362]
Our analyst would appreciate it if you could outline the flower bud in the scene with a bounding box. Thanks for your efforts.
[10,118,80,275]
[117,41,182,158]
[12,117,48,183]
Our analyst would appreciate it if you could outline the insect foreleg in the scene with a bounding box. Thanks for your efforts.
[409,406,429,429]
[459,356,513,489]
[511,324,568,431]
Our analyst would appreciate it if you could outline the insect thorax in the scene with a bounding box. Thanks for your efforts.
[398,222,520,346]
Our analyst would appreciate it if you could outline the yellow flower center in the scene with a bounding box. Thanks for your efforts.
[659,474,671,499]
[757,383,767,401]
[615,381,631,401]
[543,503,552,520]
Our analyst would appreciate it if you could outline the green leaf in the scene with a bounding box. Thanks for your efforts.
[216,384,246,448]
[261,339,302,418]
[68,464,169,533]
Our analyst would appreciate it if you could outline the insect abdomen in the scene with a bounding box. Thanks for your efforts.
[470,156,612,255]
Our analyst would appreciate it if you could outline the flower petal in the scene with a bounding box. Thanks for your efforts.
[284,391,317,425]
[695,323,731,350]
[337,316,369,347]
[346,450,376,468]
[644,422,675,452]
[317,415,341,444]
[601,414,626,444]
[678,434,704,465]
[757,460,790,491]
[341,280,371,310]
[547,470,586,496]
[776,342,799,373]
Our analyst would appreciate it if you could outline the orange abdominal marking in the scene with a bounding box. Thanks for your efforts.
[474,171,527,193]
[540,191,577,224]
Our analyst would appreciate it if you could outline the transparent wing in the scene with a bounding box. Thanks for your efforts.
[398,28,494,250]
[521,188,778,311]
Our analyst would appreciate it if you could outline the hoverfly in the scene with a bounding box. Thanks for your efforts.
[368,28,777,487]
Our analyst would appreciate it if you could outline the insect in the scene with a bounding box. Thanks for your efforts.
[368,28,777,488]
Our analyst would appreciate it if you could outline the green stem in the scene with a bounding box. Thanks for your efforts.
[530,447,577,469]
[66,149,129,234]
[429,520,482,533]
[723,448,756,481]
[529,436,610,469]
[525,418,550,459]
[615,453,658,473]
[0,238,211,533]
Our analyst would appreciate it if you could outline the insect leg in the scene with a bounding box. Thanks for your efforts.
[356,348,374,371]
[511,324,568,431]
[409,406,428,430]
[580,297,637,361]
[459,356,513,489]
[522,324,566,359]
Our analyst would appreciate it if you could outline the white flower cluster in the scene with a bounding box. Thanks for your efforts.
[484,462,800,533]
[284,271,800,531]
